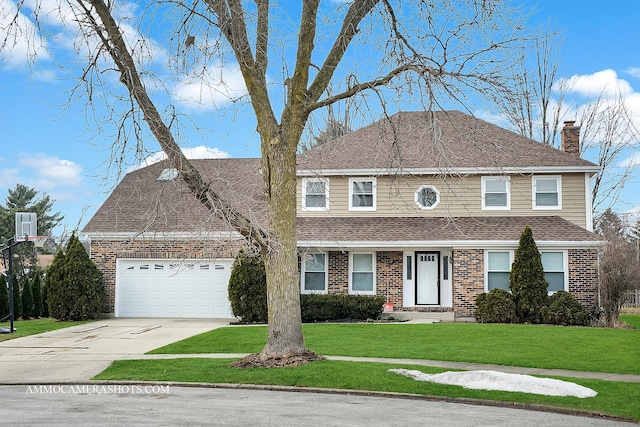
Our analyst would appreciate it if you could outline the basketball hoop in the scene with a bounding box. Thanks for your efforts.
[26,236,48,248]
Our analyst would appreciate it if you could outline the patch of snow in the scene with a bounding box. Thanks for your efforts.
[389,369,597,398]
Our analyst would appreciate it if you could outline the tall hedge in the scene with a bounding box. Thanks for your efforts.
[12,277,22,319]
[46,234,103,321]
[228,250,268,323]
[509,226,548,323]
[31,271,44,318]
[21,275,33,319]
[0,275,8,319]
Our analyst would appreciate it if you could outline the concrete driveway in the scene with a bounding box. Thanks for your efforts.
[0,318,231,384]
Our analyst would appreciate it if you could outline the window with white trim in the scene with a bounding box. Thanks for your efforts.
[415,185,440,210]
[485,251,512,291]
[349,178,376,210]
[533,176,562,209]
[349,253,375,294]
[301,252,327,293]
[302,178,329,211]
[482,176,510,210]
[541,251,567,293]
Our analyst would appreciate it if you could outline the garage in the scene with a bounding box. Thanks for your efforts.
[115,259,234,318]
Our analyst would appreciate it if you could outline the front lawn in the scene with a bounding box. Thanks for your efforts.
[150,318,640,375]
[0,318,89,341]
[95,358,640,421]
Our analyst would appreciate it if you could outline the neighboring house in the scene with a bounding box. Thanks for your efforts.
[83,110,601,320]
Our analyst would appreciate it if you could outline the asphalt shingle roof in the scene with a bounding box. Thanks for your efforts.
[82,158,265,234]
[298,110,597,171]
[297,216,600,243]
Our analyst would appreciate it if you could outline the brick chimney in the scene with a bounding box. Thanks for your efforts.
[561,121,581,156]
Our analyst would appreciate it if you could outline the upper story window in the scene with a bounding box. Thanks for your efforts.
[482,176,510,210]
[302,178,329,211]
[533,176,562,210]
[349,178,376,211]
[301,252,327,294]
[415,185,440,210]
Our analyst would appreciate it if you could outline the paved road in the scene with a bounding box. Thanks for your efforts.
[0,385,634,426]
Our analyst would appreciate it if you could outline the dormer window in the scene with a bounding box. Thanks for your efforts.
[302,178,329,211]
[157,168,179,182]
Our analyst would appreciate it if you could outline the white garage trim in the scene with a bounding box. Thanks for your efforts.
[115,258,234,318]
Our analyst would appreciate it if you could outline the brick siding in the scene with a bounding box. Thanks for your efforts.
[452,249,484,318]
[568,248,598,310]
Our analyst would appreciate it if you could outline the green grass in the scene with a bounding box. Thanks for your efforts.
[150,319,640,374]
[95,358,640,421]
[0,318,89,341]
[621,313,640,329]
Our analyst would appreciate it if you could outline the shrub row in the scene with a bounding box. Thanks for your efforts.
[476,289,589,326]
[300,294,385,322]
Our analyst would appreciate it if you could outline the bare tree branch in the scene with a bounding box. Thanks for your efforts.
[84,0,268,249]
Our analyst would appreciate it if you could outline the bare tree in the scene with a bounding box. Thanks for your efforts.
[497,34,640,212]
[11,0,531,365]
[595,209,640,327]
[496,32,565,146]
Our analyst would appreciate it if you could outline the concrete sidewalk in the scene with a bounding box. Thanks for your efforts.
[0,318,231,384]
[132,353,640,383]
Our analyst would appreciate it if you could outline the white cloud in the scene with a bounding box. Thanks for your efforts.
[555,69,634,98]
[624,67,640,80]
[172,62,248,111]
[134,146,231,170]
[18,153,83,188]
[618,152,640,168]
[0,0,50,68]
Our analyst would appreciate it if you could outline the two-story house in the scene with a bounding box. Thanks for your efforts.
[83,110,601,320]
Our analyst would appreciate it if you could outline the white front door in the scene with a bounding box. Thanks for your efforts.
[416,252,439,305]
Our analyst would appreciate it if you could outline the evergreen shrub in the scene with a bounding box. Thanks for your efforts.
[475,289,517,323]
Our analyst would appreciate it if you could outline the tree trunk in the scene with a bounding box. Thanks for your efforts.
[261,131,305,356]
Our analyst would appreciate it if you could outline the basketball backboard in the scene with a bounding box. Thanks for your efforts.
[14,212,37,242]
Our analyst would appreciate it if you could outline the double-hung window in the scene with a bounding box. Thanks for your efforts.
[301,253,327,293]
[485,251,512,291]
[350,253,375,294]
[541,251,567,293]
[302,178,329,211]
[533,176,562,209]
[482,176,510,210]
[349,178,376,210]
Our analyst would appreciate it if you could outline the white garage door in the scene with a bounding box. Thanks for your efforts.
[116,259,234,318]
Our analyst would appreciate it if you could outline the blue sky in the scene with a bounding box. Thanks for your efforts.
[1,0,639,238]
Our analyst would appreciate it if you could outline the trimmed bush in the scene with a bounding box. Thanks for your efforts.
[21,275,33,319]
[228,250,267,323]
[543,291,589,326]
[509,226,548,323]
[475,289,517,323]
[300,294,384,322]
[46,234,103,321]
[31,271,44,318]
